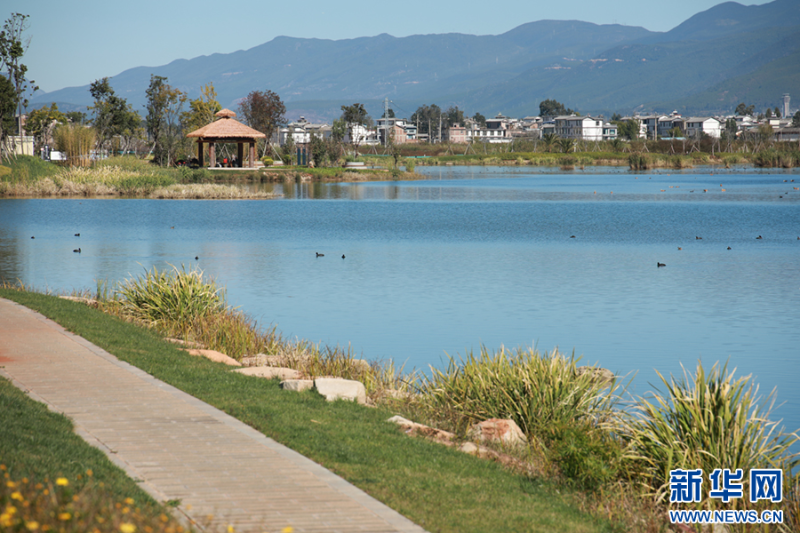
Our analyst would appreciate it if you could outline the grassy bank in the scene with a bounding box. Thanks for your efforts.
[0,376,192,533]
[5,266,800,531]
[0,156,419,198]
[0,287,618,533]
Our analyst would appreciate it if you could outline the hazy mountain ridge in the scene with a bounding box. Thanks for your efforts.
[31,0,799,119]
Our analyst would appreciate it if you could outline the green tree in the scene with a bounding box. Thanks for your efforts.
[0,74,15,148]
[610,113,622,122]
[381,108,395,118]
[237,89,285,156]
[282,128,295,165]
[308,133,327,167]
[539,99,574,119]
[616,119,641,141]
[145,75,186,166]
[765,108,772,119]
[774,107,781,118]
[557,138,574,153]
[26,103,67,153]
[541,132,557,152]
[792,110,800,127]
[444,106,464,127]
[735,103,755,116]
[89,77,139,154]
[472,112,486,128]
[341,103,368,154]
[65,111,87,124]
[724,118,738,139]
[410,104,441,140]
[0,13,37,157]
[182,83,221,133]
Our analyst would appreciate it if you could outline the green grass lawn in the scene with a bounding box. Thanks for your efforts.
[0,289,619,533]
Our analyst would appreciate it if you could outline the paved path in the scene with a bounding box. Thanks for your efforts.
[0,298,426,533]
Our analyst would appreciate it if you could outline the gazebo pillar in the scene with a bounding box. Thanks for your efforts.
[237,142,244,168]
[209,142,216,168]
[249,142,256,168]
[197,140,204,167]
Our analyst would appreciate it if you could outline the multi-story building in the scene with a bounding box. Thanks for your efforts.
[553,116,617,140]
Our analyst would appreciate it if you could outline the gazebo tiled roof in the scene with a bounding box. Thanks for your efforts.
[186,109,266,139]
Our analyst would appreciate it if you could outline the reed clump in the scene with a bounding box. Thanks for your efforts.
[619,361,800,515]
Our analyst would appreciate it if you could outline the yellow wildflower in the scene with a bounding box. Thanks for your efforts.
[34,483,43,490]
[86,469,93,477]
[42,489,49,495]
[282,527,294,533]
[120,523,136,533]
[5,505,17,514]
[10,491,23,501]
[122,506,130,514]
[26,520,40,531]
[1,513,14,528]
[22,478,28,483]
[227,526,235,533]
[124,497,134,505]
[6,480,17,488]
[58,512,72,521]
[55,478,68,486]
[0,464,6,470]
[159,514,169,523]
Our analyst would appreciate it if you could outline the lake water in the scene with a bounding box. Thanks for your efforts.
[1,166,799,435]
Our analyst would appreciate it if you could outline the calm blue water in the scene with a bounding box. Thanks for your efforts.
[1,166,799,435]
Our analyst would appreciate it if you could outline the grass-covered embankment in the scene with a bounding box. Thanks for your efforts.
[0,287,617,533]
[4,265,800,531]
[0,156,278,199]
[0,376,192,533]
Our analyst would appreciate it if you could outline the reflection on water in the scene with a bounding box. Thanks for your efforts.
[1,166,799,439]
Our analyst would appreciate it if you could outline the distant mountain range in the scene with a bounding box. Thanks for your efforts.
[31,0,800,121]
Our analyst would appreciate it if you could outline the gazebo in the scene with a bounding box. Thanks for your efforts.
[186,109,266,168]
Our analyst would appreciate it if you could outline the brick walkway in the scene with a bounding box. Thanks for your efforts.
[0,298,426,533]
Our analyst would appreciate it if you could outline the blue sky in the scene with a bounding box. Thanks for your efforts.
[6,0,772,93]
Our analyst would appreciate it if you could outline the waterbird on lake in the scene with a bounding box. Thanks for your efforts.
[74,233,80,237]
[342,254,345,259]
[73,248,81,253]
[756,236,763,240]
[657,262,666,267]
[696,236,702,240]
[570,235,576,239]
[727,247,732,250]
[678,247,682,250]
[195,256,199,260]
[31,236,34,239]
[316,252,324,257]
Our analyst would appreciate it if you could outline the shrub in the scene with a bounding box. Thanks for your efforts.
[115,264,225,332]
[261,157,273,167]
[620,361,800,507]
[404,158,415,173]
[418,346,622,439]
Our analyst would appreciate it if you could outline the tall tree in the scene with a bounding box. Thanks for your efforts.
[89,77,139,155]
[145,75,186,166]
[0,13,37,158]
[182,83,221,133]
[26,103,67,153]
[238,89,285,157]
[792,111,800,128]
[410,104,441,140]
[444,106,464,127]
[539,99,574,119]
[472,112,486,128]
[615,119,641,141]
[341,103,369,154]
[735,103,755,116]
